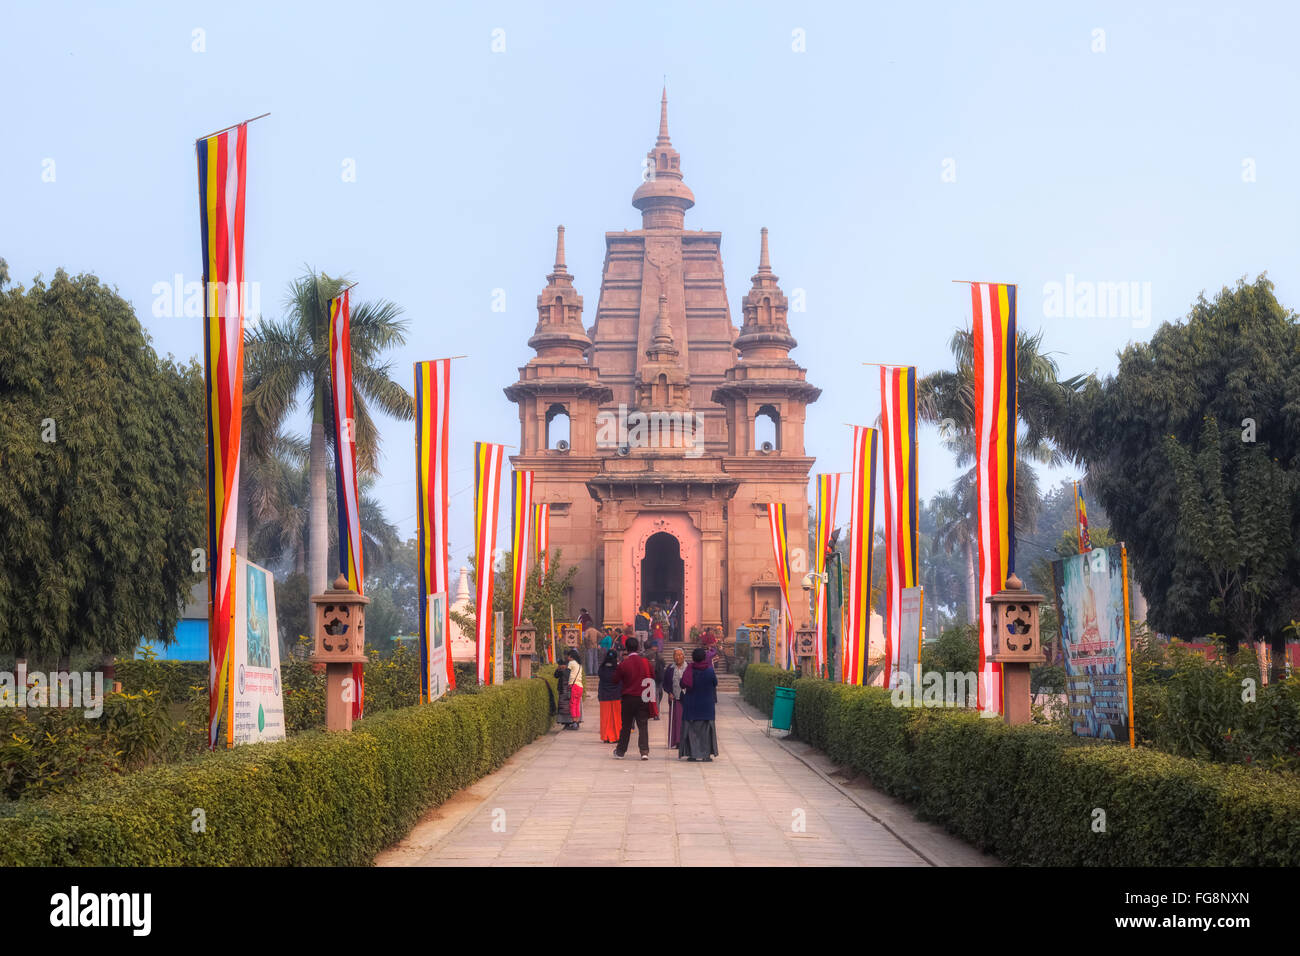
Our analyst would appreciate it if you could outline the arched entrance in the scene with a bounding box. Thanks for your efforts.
[623,513,701,639]
[640,532,684,631]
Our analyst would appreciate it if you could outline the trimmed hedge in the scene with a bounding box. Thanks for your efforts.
[739,661,796,715]
[743,664,1300,865]
[0,674,557,866]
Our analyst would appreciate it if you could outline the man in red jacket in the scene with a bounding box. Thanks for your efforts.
[612,636,654,760]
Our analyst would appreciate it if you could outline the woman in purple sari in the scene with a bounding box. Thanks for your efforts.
[662,647,688,750]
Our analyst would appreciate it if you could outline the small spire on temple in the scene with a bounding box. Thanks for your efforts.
[757,227,771,274]
[657,86,671,146]
[554,225,568,274]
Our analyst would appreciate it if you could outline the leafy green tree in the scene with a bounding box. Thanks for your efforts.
[1165,416,1293,649]
[1057,276,1300,665]
[0,269,205,662]
[242,270,412,612]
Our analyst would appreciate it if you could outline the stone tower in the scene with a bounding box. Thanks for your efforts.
[505,91,820,639]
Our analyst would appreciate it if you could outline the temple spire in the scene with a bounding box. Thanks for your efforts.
[657,86,671,146]
[736,227,796,361]
[757,226,772,275]
[552,225,568,275]
[632,88,695,230]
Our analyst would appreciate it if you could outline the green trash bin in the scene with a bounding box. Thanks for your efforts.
[772,685,795,731]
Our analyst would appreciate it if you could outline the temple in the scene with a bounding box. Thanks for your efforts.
[505,90,821,639]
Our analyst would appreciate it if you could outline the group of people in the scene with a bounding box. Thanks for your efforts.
[555,622,720,763]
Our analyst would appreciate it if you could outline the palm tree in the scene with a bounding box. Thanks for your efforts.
[243,269,413,604]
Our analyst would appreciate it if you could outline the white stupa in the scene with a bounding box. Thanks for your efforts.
[449,565,477,662]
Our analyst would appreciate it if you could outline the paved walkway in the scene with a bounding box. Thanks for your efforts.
[376,690,994,867]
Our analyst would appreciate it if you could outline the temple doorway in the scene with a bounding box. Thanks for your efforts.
[640,531,684,640]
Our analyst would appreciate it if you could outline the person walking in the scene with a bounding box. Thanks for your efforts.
[564,647,584,729]
[679,647,719,761]
[583,625,601,677]
[553,656,575,730]
[612,636,654,760]
[650,642,665,719]
[597,648,622,743]
[662,646,688,749]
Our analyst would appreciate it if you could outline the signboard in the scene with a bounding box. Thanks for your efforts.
[1052,545,1135,744]
[425,592,448,702]
[493,610,505,685]
[769,606,780,665]
[231,557,286,745]
[896,586,923,689]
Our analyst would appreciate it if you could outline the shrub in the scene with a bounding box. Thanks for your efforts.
[749,672,1300,865]
[0,673,558,865]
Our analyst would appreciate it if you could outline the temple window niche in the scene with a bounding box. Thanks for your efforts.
[546,404,571,450]
[754,405,779,452]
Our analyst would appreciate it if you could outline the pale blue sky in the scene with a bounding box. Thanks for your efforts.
[4,1,1298,571]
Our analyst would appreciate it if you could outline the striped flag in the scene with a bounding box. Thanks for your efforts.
[1075,481,1091,553]
[329,288,365,718]
[845,426,878,685]
[415,359,456,698]
[511,470,534,676]
[767,503,796,670]
[880,366,919,690]
[534,502,550,576]
[969,282,1018,713]
[473,442,506,685]
[813,474,841,678]
[197,122,248,749]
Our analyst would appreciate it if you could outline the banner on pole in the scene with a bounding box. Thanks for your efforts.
[895,586,923,692]
[231,556,286,745]
[415,359,456,699]
[1051,545,1134,744]
[425,592,448,703]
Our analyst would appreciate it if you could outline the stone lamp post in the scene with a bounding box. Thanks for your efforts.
[985,572,1046,726]
[515,620,537,678]
[310,574,369,732]
[795,622,817,677]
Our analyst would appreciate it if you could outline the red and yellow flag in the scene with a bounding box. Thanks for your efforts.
[511,470,534,676]
[845,426,878,685]
[329,288,365,718]
[473,442,506,685]
[813,474,841,678]
[197,121,248,749]
[767,503,796,669]
[415,359,455,698]
[533,502,550,576]
[970,281,1018,713]
[880,365,918,689]
[1075,481,1091,553]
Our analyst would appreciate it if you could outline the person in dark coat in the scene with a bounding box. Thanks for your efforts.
[597,649,623,743]
[553,658,576,728]
[679,647,719,761]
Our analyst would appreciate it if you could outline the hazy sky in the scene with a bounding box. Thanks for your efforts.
[4,1,1298,572]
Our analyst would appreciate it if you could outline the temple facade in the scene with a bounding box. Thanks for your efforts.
[504,92,820,638]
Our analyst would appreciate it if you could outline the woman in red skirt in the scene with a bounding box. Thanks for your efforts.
[597,649,622,742]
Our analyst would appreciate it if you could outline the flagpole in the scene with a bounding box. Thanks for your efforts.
[195,112,271,143]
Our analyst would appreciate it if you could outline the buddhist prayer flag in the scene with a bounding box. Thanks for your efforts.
[329,288,365,718]
[534,502,550,576]
[845,426,878,685]
[511,470,534,676]
[473,441,506,685]
[197,121,248,749]
[767,503,797,670]
[969,281,1018,713]
[813,474,841,678]
[880,365,918,690]
[415,359,456,699]
[1075,481,1091,553]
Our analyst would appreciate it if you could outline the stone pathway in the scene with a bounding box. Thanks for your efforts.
[376,690,995,867]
